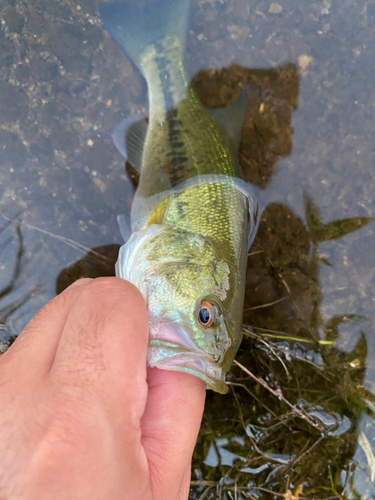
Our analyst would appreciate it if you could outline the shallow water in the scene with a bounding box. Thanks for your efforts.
[0,0,374,498]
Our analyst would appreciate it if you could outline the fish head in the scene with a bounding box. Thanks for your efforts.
[116,224,243,393]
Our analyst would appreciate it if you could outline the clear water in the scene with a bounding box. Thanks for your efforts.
[0,0,374,498]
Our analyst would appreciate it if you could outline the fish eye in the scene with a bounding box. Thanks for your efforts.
[197,300,217,328]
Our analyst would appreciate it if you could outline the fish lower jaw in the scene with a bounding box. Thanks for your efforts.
[147,340,228,394]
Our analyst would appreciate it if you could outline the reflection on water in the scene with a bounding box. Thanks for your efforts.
[0,0,375,498]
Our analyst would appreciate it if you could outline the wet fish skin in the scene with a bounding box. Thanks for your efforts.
[100,0,257,393]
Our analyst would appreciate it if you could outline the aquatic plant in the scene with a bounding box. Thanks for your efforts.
[190,193,374,500]
[0,213,36,351]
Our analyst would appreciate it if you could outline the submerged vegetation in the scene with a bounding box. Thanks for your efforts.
[0,211,36,352]
[190,190,373,499]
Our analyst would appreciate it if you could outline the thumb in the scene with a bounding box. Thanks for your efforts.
[141,368,206,500]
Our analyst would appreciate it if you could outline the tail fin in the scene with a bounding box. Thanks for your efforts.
[99,0,191,74]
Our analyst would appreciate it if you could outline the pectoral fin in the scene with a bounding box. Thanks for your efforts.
[116,213,132,242]
[230,178,260,249]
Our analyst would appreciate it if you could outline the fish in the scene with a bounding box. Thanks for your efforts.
[99,0,259,394]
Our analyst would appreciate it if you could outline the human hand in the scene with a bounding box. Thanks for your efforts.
[0,278,206,500]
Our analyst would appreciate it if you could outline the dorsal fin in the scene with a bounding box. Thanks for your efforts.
[207,90,248,148]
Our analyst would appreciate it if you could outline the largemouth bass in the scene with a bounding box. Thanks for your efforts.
[100,0,258,393]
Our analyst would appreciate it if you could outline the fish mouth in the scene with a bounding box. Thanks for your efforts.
[147,322,228,394]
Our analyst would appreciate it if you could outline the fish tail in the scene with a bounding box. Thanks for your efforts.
[99,0,191,76]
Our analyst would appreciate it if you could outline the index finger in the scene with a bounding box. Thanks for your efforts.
[49,277,149,414]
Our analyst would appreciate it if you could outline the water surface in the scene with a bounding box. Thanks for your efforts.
[0,0,374,498]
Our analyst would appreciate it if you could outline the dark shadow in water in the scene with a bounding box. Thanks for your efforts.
[6,62,375,498]
[55,244,120,294]
[192,62,298,191]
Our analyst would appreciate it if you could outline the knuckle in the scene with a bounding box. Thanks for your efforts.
[65,277,93,292]
[82,277,145,311]
[0,332,29,368]
[57,324,106,375]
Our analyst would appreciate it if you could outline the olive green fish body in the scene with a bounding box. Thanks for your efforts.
[137,52,250,377]
[100,0,256,392]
